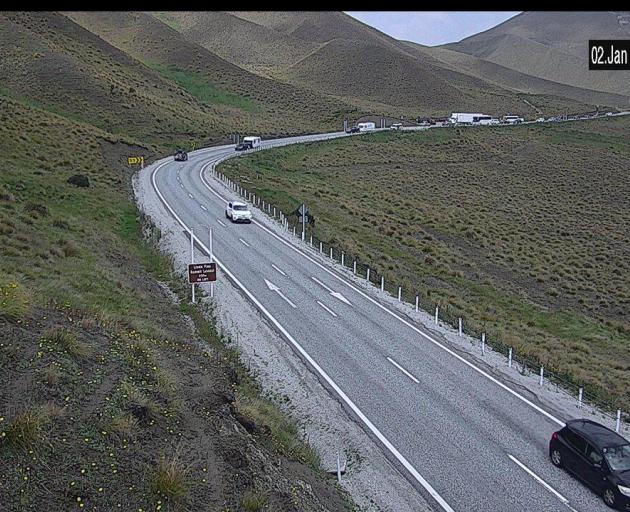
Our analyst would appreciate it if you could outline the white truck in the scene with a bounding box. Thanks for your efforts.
[449,113,491,125]
[357,122,375,132]
[242,136,261,149]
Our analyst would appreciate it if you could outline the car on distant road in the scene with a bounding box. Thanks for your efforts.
[235,142,252,151]
[536,117,545,122]
[225,201,252,223]
[390,123,402,130]
[174,149,188,161]
[549,419,630,509]
[345,126,360,134]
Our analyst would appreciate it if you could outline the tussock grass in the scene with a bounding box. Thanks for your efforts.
[0,278,29,321]
[111,412,140,441]
[150,451,192,502]
[1,406,51,450]
[241,490,268,511]
[44,327,91,358]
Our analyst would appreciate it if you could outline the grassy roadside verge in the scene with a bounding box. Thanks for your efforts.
[217,118,630,413]
[0,95,354,511]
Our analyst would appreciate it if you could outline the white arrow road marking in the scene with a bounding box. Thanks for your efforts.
[239,238,250,247]
[200,205,207,211]
[316,300,337,317]
[271,264,287,276]
[311,276,352,306]
[264,278,296,308]
[508,455,578,512]
[217,220,226,227]
[387,357,419,383]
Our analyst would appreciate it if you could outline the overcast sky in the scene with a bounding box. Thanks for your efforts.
[345,12,521,46]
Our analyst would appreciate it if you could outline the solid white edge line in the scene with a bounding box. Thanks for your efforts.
[271,264,287,276]
[239,238,250,247]
[507,454,576,510]
[151,161,455,512]
[199,158,565,428]
[316,300,338,318]
[387,357,420,384]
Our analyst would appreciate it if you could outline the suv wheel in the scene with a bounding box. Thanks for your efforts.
[603,486,617,508]
[225,211,229,219]
[550,448,562,468]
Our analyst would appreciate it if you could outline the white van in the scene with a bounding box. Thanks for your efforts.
[242,136,261,148]
[357,122,375,132]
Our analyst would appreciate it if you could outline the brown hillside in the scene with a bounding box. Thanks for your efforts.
[446,11,630,96]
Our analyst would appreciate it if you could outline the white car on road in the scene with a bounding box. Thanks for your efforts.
[226,201,252,223]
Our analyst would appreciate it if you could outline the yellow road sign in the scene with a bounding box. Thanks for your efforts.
[127,156,144,165]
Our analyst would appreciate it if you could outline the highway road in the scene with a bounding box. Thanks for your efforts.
[147,132,612,512]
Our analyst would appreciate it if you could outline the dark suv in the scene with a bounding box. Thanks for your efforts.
[549,419,630,509]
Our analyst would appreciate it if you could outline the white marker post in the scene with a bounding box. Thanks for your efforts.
[190,228,195,304]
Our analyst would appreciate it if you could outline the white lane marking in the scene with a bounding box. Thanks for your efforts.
[188,193,193,198]
[217,219,226,227]
[152,161,454,512]
[179,183,183,188]
[263,278,296,308]
[311,276,352,306]
[508,455,578,512]
[239,238,250,247]
[199,160,564,428]
[387,357,420,384]
[317,300,338,318]
[200,205,207,211]
[271,264,287,276]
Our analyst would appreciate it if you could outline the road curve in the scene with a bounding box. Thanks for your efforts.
[147,132,610,512]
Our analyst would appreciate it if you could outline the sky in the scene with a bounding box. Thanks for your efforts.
[345,12,521,46]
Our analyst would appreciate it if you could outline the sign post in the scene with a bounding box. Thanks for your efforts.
[190,228,195,303]
[298,203,309,242]
[209,227,214,298]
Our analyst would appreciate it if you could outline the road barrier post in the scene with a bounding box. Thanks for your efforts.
[481,333,485,355]
[273,207,276,217]
[578,387,583,409]
[416,296,419,312]
[330,247,333,259]
[398,286,402,301]
[293,226,296,237]
[353,261,357,274]
[310,235,313,246]
[508,348,513,368]
[381,276,384,292]
[458,317,462,336]
[539,367,544,386]
[435,306,438,325]
[616,410,622,433]
[341,252,345,266]
[367,268,370,282]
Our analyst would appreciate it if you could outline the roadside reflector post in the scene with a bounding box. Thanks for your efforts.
[481,333,485,355]
[337,451,342,483]
[310,235,313,246]
[508,347,513,368]
[262,200,265,210]
[330,247,333,259]
[616,410,622,433]
[578,387,583,409]
[366,268,370,282]
[539,366,544,386]
[380,276,384,292]
[434,306,438,325]
[273,207,276,217]
[190,228,195,304]
[415,296,419,312]
[458,317,462,336]
[293,226,296,237]
[398,286,402,301]
[353,260,357,274]
[319,242,323,253]
[341,252,345,266]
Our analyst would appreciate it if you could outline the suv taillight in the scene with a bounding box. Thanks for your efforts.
[551,432,559,441]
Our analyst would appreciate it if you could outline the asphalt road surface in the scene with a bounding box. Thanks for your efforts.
[148,132,612,512]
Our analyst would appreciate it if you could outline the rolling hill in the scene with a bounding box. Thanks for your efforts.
[153,11,605,118]
[444,11,630,97]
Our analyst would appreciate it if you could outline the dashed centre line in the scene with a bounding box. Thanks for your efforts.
[239,238,250,247]
[317,300,337,317]
[387,357,420,383]
[271,264,287,276]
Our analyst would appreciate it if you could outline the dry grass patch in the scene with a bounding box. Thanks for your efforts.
[44,326,91,358]
[1,406,51,450]
[150,450,193,502]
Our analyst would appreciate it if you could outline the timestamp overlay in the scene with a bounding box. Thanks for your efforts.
[589,40,630,70]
